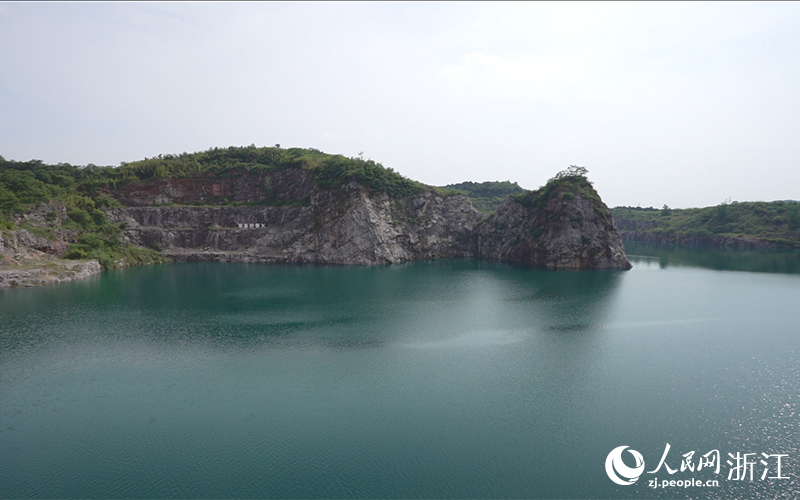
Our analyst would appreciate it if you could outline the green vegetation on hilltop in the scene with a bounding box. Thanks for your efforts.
[0,157,117,230]
[1,146,428,225]
[441,181,524,213]
[512,165,604,212]
[612,201,800,248]
[115,146,426,199]
[0,144,427,225]
[0,146,436,269]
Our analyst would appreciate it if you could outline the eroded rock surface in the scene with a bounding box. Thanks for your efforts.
[478,189,631,270]
[104,168,630,269]
[2,168,631,290]
[0,231,102,289]
[106,172,484,265]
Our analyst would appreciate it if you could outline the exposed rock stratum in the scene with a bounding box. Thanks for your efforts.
[104,168,631,269]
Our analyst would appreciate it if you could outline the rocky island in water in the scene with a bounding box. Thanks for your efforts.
[1,147,631,288]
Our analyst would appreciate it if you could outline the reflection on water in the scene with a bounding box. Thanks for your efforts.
[1,260,798,499]
[624,239,800,273]
[0,261,623,356]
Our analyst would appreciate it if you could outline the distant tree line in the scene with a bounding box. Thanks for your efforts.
[612,201,800,247]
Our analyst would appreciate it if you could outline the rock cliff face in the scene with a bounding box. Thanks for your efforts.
[2,200,76,259]
[1,228,73,256]
[114,170,274,206]
[0,160,632,290]
[103,168,631,269]
[478,180,631,269]
[9,200,71,232]
[105,169,484,265]
[0,227,102,288]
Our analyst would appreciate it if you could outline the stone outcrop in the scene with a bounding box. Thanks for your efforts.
[1,200,102,288]
[113,170,274,206]
[0,229,102,288]
[105,169,484,265]
[1,228,73,256]
[478,182,631,269]
[104,168,631,269]
[1,168,631,289]
[10,200,70,228]
[0,257,101,289]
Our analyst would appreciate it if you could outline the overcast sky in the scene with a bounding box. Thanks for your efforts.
[2,2,799,208]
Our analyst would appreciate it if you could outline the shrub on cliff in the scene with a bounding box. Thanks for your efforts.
[512,166,602,211]
[442,181,524,213]
[64,225,168,269]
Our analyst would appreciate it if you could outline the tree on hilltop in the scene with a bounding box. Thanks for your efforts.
[552,165,589,181]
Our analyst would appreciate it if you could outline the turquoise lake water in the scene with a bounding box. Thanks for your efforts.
[1,245,799,498]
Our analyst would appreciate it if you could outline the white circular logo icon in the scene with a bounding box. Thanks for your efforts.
[605,446,645,485]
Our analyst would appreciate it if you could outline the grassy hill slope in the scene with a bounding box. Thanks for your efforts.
[439,181,524,213]
[612,202,800,248]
